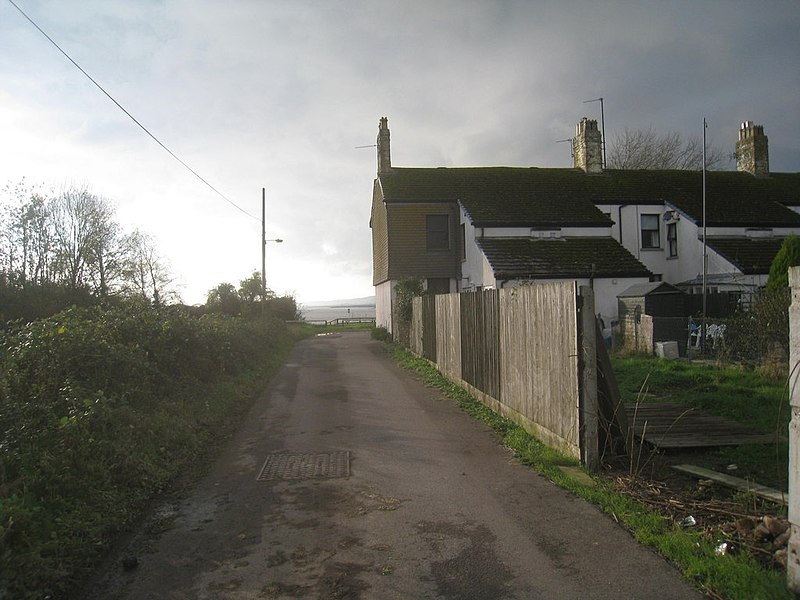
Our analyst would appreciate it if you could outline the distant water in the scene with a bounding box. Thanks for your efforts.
[299,304,376,323]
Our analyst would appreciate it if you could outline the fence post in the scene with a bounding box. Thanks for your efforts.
[579,286,599,472]
[788,267,800,592]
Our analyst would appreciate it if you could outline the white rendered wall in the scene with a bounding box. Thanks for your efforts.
[375,280,393,333]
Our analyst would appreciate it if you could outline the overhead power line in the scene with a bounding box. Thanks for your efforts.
[7,0,259,221]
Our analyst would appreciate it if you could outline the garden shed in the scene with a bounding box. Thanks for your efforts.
[617,282,688,355]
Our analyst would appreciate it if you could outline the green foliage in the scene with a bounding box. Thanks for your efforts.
[767,234,800,292]
[394,277,423,323]
[238,271,266,304]
[371,326,391,342]
[0,279,98,323]
[205,282,241,315]
[264,295,300,321]
[0,301,294,599]
[204,274,298,321]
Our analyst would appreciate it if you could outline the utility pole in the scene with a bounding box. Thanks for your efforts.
[260,188,284,316]
[262,188,266,312]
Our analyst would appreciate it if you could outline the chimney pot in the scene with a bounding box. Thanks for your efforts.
[573,117,603,173]
[377,116,391,174]
[736,121,769,177]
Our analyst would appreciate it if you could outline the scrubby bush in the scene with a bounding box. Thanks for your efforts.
[0,300,293,599]
[371,326,391,342]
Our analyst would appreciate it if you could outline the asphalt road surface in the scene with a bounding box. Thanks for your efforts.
[88,331,702,599]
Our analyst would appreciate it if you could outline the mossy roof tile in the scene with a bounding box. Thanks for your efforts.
[705,237,787,274]
[476,237,652,279]
[378,167,800,227]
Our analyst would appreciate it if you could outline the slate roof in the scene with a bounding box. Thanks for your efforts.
[705,237,787,274]
[378,167,800,228]
[476,237,652,280]
[378,167,612,227]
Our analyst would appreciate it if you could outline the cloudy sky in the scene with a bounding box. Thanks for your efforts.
[2,0,798,304]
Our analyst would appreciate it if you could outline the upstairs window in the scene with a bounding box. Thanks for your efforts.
[667,223,678,257]
[426,215,450,251]
[641,214,660,249]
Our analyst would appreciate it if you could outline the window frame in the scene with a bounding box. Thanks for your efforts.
[666,222,678,257]
[640,214,661,249]
[426,214,450,251]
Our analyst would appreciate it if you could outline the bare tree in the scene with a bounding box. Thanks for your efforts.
[607,127,728,170]
[120,229,178,305]
[1,181,54,287]
[49,187,119,291]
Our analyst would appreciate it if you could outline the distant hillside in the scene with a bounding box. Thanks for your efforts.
[301,296,375,308]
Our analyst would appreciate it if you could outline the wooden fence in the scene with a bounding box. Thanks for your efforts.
[409,282,598,467]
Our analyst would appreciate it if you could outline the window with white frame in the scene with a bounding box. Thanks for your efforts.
[667,222,678,257]
[640,214,661,249]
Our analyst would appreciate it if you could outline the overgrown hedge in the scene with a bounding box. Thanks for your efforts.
[0,301,296,599]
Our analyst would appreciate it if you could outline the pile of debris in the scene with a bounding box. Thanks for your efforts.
[613,474,789,570]
[722,516,791,568]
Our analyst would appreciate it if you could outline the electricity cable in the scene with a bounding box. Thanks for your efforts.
[6,0,259,221]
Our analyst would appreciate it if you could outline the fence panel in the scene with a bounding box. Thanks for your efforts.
[435,294,461,381]
[460,290,500,399]
[499,283,581,458]
[422,295,437,362]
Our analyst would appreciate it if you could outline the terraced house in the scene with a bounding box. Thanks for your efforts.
[370,117,800,335]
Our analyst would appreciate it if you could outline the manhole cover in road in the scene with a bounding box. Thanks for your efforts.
[257,451,350,481]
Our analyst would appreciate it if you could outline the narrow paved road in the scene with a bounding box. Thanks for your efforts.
[89,331,702,599]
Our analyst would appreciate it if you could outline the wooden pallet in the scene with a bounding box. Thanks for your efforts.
[624,402,776,449]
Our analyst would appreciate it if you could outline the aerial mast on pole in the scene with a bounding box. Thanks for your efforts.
[583,97,606,168]
[702,118,708,352]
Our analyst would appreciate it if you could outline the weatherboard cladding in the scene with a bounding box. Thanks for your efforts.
[386,203,459,280]
[378,167,800,228]
[705,237,788,274]
[371,182,390,285]
[476,237,651,280]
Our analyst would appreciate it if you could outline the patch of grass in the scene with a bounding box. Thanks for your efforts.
[389,345,792,600]
[611,355,790,490]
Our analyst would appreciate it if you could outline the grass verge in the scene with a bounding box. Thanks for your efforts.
[390,344,791,600]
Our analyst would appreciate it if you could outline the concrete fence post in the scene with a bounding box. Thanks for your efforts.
[788,267,800,592]
[579,286,599,472]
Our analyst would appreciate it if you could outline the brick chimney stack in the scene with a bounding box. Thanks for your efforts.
[573,117,603,174]
[377,117,391,174]
[736,121,769,177]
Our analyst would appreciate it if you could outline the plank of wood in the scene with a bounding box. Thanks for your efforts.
[595,320,630,453]
[671,464,787,505]
[624,403,775,448]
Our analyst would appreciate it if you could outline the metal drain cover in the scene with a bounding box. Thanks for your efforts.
[257,451,350,481]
